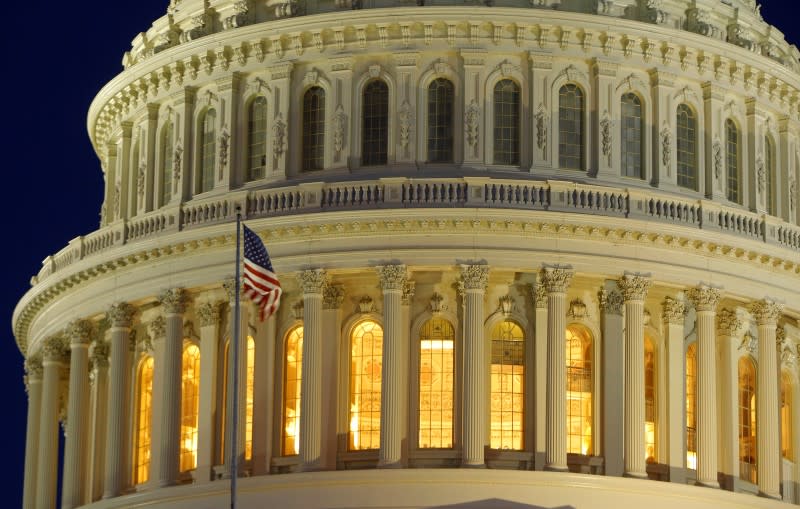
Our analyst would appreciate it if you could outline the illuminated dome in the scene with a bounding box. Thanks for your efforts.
[14,0,800,508]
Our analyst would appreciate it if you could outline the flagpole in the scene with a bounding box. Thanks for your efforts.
[230,206,242,509]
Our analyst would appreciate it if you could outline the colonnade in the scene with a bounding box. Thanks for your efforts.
[20,265,795,509]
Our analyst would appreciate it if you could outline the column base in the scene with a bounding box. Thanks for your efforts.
[377,460,403,469]
[758,490,782,500]
[694,479,720,489]
[624,471,648,479]
[544,464,568,472]
[461,462,486,469]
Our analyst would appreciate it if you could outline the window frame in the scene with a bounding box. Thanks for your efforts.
[245,95,268,183]
[558,83,586,172]
[676,103,699,191]
[197,107,217,194]
[725,118,741,204]
[620,92,645,180]
[491,79,522,167]
[301,86,326,172]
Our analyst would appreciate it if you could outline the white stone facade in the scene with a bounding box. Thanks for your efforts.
[13,0,800,508]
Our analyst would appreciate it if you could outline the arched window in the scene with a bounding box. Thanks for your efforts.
[160,121,174,207]
[283,326,303,455]
[726,119,740,203]
[566,325,592,455]
[559,84,585,170]
[199,108,216,193]
[220,335,256,462]
[493,79,520,165]
[676,104,698,190]
[765,136,776,215]
[782,372,793,461]
[739,356,757,483]
[621,93,644,179]
[362,80,389,166]
[490,320,525,450]
[302,87,325,171]
[427,78,454,163]
[134,355,154,485]
[686,343,697,469]
[180,343,201,472]
[247,97,267,182]
[349,320,383,450]
[644,336,656,463]
[418,317,455,449]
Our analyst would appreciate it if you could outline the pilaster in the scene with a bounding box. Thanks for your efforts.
[717,308,744,489]
[461,50,487,166]
[251,311,276,475]
[297,269,326,470]
[529,52,554,171]
[321,283,344,470]
[460,264,489,467]
[703,83,725,200]
[600,283,624,477]
[650,70,677,190]
[117,123,133,221]
[217,74,240,190]
[328,58,354,171]
[268,63,292,180]
[533,281,548,470]
[173,87,196,202]
[88,339,109,503]
[662,296,687,484]
[195,301,221,482]
[593,59,618,179]
[392,53,419,167]
[62,320,93,509]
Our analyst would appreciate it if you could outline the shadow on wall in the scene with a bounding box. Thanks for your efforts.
[429,500,575,509]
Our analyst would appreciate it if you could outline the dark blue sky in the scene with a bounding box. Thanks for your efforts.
[0,1,796,507]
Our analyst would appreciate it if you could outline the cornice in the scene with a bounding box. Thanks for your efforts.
[13,207,800,355]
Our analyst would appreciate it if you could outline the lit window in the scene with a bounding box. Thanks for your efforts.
[418,318,455,449]
[644,336,656,463]
[686,343,697,469]
[247,97,267,181]
[676,104,697,190]
[180,343,201,472]
[283,326,303,455]
[765,136,775,216]
[559,84,585,170]
[362,80,389,166]
[782,372,793,461]
[302,87,325,171]
[160,121,174,207]
[349,320,383,450]
[427,78,454,163]
[220,336,256,462]
[134,356,154,485]
[493,79,520,165]
[739,357,757,483]
[490,320,524,450]
[621,93,643,179]
[726,119,740,204]
[199,108,216,193]
[566,325,592,455]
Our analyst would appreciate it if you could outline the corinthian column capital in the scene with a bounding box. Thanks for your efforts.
[749,299,783,326]
[196,302,221,327]
[24,355,44,379]
[107,302,135,328]
[67,320,94,347]
[460,264,489,291]
[599,288,624,315]
[541,267,573,294]
[90,341,110,368]
[159,288,187,314]
[617,274,651,302]
[41,335,68,363]
[687,285,721,312]
[323,284,345,309]
[376,264,408,291]
[717,308,744,336]
[661,297,686,324]
[297,269,327,294]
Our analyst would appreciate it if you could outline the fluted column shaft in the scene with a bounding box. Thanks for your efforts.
[717,309,743,486]
[688,286,721,488]
[751,300,783,498]
[157,288,186,486]
[23,360,43,509]
[377,265,407,467]
[661,297,687,483]
[62,321,93,509]
[37,337,66,509]
[461,265,489,466]
[196,302,220,482]
[88,343,109,502]
[543,268,573,471]
[222,280,249,476]
[103,303,134,499]
[619,275,651,478]
[533,285,548,470]
[298,269,326,469]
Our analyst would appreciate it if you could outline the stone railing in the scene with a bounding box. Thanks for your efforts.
[31,177,800,284]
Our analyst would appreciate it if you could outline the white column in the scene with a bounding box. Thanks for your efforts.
[533,284,548,470]
[321,284,345,470]
[542,267,573,471]
[252,313,276,475]
[400,281,414,465]
[222,280,249,476]
[37,336,67,509]
[600,284,625,477]
[661,297,688,484]
[88,341,109,503]
[750,299,783,499]
[22,357,43,509]
[196,302,221,482]
[376,265,408,467]
[717,308,744,488]
[156,288,186,486]
[62,320,93,509]
[103,303,134,499]
[297,269,326,470]
[687,285,721,488]
[618,275,652,478]
[461,264,489,467]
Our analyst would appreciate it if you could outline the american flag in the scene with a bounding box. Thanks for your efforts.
[242,225,282,321]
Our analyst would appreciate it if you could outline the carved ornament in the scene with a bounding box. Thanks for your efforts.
[107,302,135,328]
[717,308,744,336]
[297,269,327,294]
[377,264,408,291]
[149,315,166,340]
[90,341,109,368]
[323,284,345,309]
[687,285,721,312]
[159,287,187,314]
[749,299,783,325]
[617,274,651,301]
[541,267,573,294]
[67,319,93,346]
[661,297,686,324]
[402,281,415,306]
[460,264,489,291]
[196,302,221,327]
[292,300,304,320]
[359,295,375,314]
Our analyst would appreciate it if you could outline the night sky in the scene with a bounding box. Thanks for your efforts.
[0,1,797,507]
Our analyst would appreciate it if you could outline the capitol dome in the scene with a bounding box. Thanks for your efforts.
[13,0,800,508]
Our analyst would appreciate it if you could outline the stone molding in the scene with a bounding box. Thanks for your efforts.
[376,264,408,291]
[298,269,327,294]
[617,274,651,302]
[541,267,573,294]
[460,264,489,291]
[686,285,721,312]
[159,287,187,314]
[107,302,135,328]
[661,297,686,324]
[749,299,783,325]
